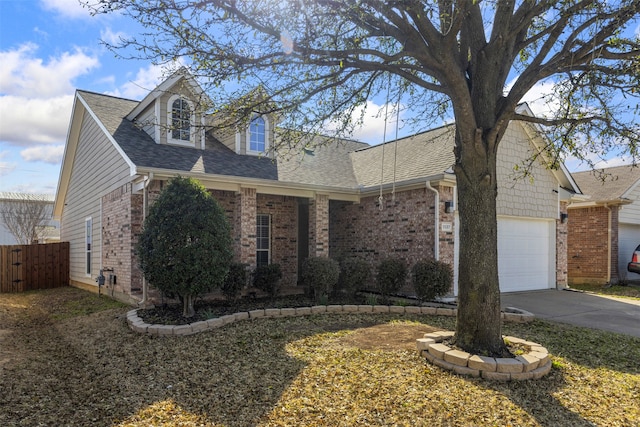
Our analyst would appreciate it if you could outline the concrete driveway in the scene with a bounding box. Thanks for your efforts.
[501,289,640,338]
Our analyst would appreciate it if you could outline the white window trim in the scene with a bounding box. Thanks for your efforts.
[166,95,196,147]
[85,217,92,277]
[245,114,270,156]
[256,213,271,266]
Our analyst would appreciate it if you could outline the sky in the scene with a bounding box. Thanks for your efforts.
[0,0,635,196]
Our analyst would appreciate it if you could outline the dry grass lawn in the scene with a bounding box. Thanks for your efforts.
[1,287,638,426]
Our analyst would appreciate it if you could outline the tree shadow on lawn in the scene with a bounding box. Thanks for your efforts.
[1,303,443,427]
[3,289,637,427]
[483,319,640,426]
[503,319,640,374]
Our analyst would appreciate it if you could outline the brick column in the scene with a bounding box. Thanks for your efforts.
[237,187,257,268]
[309,194,329,258]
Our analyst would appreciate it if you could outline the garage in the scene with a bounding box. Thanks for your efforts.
[619,223,640,281]
[452,215,557,295]
[497,216,556,292]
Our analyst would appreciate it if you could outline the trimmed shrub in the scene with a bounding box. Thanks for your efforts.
[222,262,248,303]
[376,258,407,302]
[412,260,453,302]
[337,257,371,297]
[253,264,283,298]
[136,176,232,318]
[300,257,340,302]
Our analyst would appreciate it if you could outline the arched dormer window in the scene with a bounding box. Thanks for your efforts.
[246,115,269,154]
[167,95,193,145]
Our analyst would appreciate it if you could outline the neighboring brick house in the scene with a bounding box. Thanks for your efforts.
[568,165,640,285]
[54,70,581,304]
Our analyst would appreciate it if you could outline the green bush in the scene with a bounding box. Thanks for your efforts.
[136,176,232,318]
[222,262,248,303]
[253,264,283,298]
[338,258,371,297]
[376,258,407,302]
[412,260,453,302]
[300,257,340,302]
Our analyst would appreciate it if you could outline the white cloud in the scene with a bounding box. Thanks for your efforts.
[0,151,17,177]
[101,27,128,46]
[506,77,559,119]
[108,63,182,99]
[566,153,635,172]
[0,95,74,146]
[0,43,99,98]
[21,144,65,165]
[40,0,93,19]
[329,100,405,145]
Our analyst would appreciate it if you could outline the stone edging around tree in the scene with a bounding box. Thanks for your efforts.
[125,304,534,336]
[417,331,552,380]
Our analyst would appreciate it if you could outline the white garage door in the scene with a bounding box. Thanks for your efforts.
[498,217,555,292]
[619,223,640,281]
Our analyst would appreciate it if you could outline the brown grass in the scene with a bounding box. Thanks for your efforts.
[1,287,638,426]
[569,282,640,299]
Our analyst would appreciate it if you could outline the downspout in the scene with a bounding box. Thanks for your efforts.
[138,172,153,307]
[426,181,439,261]
[605,203,612,284]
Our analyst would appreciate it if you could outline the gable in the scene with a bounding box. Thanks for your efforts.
[496,121,559,218]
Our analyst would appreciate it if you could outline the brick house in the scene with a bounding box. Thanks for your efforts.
[54,70,581,304]
[568,165,640,285]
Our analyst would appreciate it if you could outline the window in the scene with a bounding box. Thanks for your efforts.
[170,97,191,142]
[256,214,271,267]
[85,217,92,275]
[249,116,266,152]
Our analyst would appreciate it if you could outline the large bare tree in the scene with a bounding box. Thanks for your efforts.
[91,0,640,355]
[1,194,54,244]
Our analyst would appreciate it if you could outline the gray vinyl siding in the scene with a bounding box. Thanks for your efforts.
[137,104,156,142]
[60,111,132,287]
[619,184,640,225]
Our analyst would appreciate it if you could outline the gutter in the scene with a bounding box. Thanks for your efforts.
[138,172,153,308]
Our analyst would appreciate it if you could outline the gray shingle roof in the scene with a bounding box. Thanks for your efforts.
[351,125,456,188]
[78,91,278,181]
[77,90,457,189]
[572,165,640,201]
[276,134,368,188]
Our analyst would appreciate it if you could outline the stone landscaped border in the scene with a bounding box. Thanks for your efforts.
[126,304,534,336]
[416,331,552,381]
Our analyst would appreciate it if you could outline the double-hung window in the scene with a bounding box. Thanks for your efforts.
[256,214,270,267]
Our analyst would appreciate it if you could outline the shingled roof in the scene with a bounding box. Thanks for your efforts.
[76,90,460,191]
[351,125,455,188]
[572,165,640,203]
[79,90,279,181]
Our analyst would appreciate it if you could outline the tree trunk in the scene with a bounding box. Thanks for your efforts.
[183,294,195,318]
[453,128,507,356]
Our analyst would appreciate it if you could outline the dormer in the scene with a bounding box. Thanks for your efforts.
[127,68,207,149]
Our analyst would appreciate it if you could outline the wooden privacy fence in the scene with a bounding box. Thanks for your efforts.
[0,242,69,293]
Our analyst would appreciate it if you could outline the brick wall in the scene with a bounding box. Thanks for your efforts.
[309,194,329,258]
[567,205,620,284]
[101,183,143,298]
[330,187,440,273]
[256,194,298,288]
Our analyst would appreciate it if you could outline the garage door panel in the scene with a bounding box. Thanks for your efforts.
[498,217,554,292]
